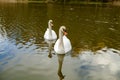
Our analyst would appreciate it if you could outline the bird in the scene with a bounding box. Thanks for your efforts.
[54,26,72,54]
[44,20,57,40]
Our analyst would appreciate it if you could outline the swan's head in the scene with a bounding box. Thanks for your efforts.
[60,26,67,35]
[48,20,53,27]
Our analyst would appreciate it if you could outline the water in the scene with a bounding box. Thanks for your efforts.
[0,3,120,80]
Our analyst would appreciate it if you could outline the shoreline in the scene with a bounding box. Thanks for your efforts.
[1,1,120,6]
[0,1,111,4]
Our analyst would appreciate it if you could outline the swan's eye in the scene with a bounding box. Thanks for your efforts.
[50,22,53,27]
[50,22,53,24]
[63,29,67,32]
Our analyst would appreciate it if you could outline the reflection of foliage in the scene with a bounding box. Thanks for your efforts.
[0,0,118,3]
[92,42,106,52]
[28,0,114,3]
[72,42,106,57]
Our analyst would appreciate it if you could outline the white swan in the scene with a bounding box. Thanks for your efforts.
[44,20,57,40]
[54,26,72,54]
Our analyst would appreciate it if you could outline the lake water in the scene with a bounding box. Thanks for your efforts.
[0,3,120,80]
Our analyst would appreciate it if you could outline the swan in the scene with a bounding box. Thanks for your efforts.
[54,26,72,54]
[44,20,57,40]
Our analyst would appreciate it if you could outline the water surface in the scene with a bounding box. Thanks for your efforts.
[0,3,120,80]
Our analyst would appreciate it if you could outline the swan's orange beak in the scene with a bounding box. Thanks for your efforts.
[51,23,53,27]
[64,32,68,35]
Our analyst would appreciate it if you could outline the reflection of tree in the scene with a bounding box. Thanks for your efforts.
[47,3,54,20]
[0,0,28,3]
[45,0,117,3]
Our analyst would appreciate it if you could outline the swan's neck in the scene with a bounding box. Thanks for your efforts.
[59,29,65,53]
[59,29,63,40]
[48,23,52,38]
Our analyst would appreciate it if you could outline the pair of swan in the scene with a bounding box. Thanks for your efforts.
[44,20,72,54]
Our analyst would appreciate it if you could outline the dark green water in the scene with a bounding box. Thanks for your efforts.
[0,3,120,80]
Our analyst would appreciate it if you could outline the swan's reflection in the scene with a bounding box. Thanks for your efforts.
[57,54,65,80]
[45,40,56,58]
[0,25,7,42]
[48,41,53,58]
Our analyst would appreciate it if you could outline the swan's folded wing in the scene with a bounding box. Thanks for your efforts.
[44,29,57,40]
[44,29,49,39]
[54,39,65,54]
[52,30,57,39]
[63,36,72,53]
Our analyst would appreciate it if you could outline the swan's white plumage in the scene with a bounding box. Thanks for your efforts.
[44,28,57,40]
[54,35,72,54]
